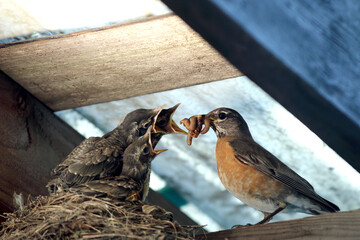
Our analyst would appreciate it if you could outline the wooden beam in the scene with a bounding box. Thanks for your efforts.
[196,210,360,239]
[161,0,360,173]
[0,70,84,213]
[0,14,241,111]
[0,70,198,226]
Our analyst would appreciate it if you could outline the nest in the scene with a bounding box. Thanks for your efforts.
[0,193,202,239]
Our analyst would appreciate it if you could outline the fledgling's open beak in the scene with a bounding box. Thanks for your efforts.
[152,104,166,124]
[152,148,168,155]
[154,103,187,135]
[144,127,168,157]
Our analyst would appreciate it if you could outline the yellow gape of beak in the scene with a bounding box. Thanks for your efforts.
[152,149,168,155]
[154,103,187,134]
[146,127,168,156]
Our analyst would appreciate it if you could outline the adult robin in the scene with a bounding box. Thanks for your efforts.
[68,127,167,201]
[203,107,339,224]
[47,105,165,193]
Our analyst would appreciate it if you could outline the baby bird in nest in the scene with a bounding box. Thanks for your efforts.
[47,104,186,198]
[68,127,167,201]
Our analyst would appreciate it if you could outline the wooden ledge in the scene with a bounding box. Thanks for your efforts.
[196,209,360,240]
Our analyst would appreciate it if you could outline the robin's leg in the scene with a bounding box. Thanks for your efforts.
[256,202,287,225]
[231,202,287,228]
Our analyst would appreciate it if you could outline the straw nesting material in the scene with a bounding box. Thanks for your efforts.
[0,193,200,239]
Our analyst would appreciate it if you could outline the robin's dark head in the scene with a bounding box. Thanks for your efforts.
[205,108,252,139]
[122,128,167,180]
[153,103,187,135]
[118,105,165,137]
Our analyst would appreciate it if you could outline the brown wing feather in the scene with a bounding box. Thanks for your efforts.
[54,137,124,187]
[230,138,339,211]
[68,176,142,200]
[51,137,100,176]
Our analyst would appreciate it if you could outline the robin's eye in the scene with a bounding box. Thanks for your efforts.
[143,146,150,155]
[143,121,151,128]
[218,112,227,120]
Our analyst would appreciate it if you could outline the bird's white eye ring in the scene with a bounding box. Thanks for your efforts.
[218,112,227,120]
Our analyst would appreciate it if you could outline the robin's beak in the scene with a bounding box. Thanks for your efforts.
[145,127,168,157]
[205,113,217,122]
[154,103,187,135]
[152,148,168,155]
[205,112,218,129]
[149,104,166,132]
[152,104,166,122]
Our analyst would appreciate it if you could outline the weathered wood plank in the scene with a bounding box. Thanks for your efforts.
[162,0,360,173]
[196,209,360,240]
[0,70,84,212]
[0,14,241,111]
[0,71,197,226]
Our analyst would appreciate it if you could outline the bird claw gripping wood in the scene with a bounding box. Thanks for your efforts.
[180,115,211,145]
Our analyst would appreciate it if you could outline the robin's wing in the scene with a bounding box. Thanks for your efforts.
[69,176,142,200]
[230,138,339,211]
[51,137,100,177]
[48,137,102,193]
[59,138,124,187]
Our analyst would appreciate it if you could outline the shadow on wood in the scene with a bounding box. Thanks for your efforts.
[0,70,83,214]
[196,209,360,240]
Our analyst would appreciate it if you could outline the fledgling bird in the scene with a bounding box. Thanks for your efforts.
[142,103,187,199]
[68,128,167,201]
[205,107,339,224]
[47,105,165,194]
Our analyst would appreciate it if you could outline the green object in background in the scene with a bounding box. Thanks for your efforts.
[158,185,187,207]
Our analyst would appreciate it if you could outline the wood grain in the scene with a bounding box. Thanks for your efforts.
[0,14,241,111]
[196,209,360,240]
[0,70,84,213]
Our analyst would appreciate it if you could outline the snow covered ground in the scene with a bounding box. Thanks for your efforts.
[2,0,359,231]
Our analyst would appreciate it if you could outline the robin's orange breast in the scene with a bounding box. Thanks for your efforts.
[216,137,285,212]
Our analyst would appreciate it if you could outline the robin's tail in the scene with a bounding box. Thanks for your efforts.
[309,194,340,215]
[319,197,340,212]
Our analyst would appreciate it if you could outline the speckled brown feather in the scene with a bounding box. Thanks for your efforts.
[67,128,163,201]
[229,138,339,212]
[68,176,142,200]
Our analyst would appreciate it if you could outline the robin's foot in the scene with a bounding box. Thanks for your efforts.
[231,223,252,229]
[256,204,286,225]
